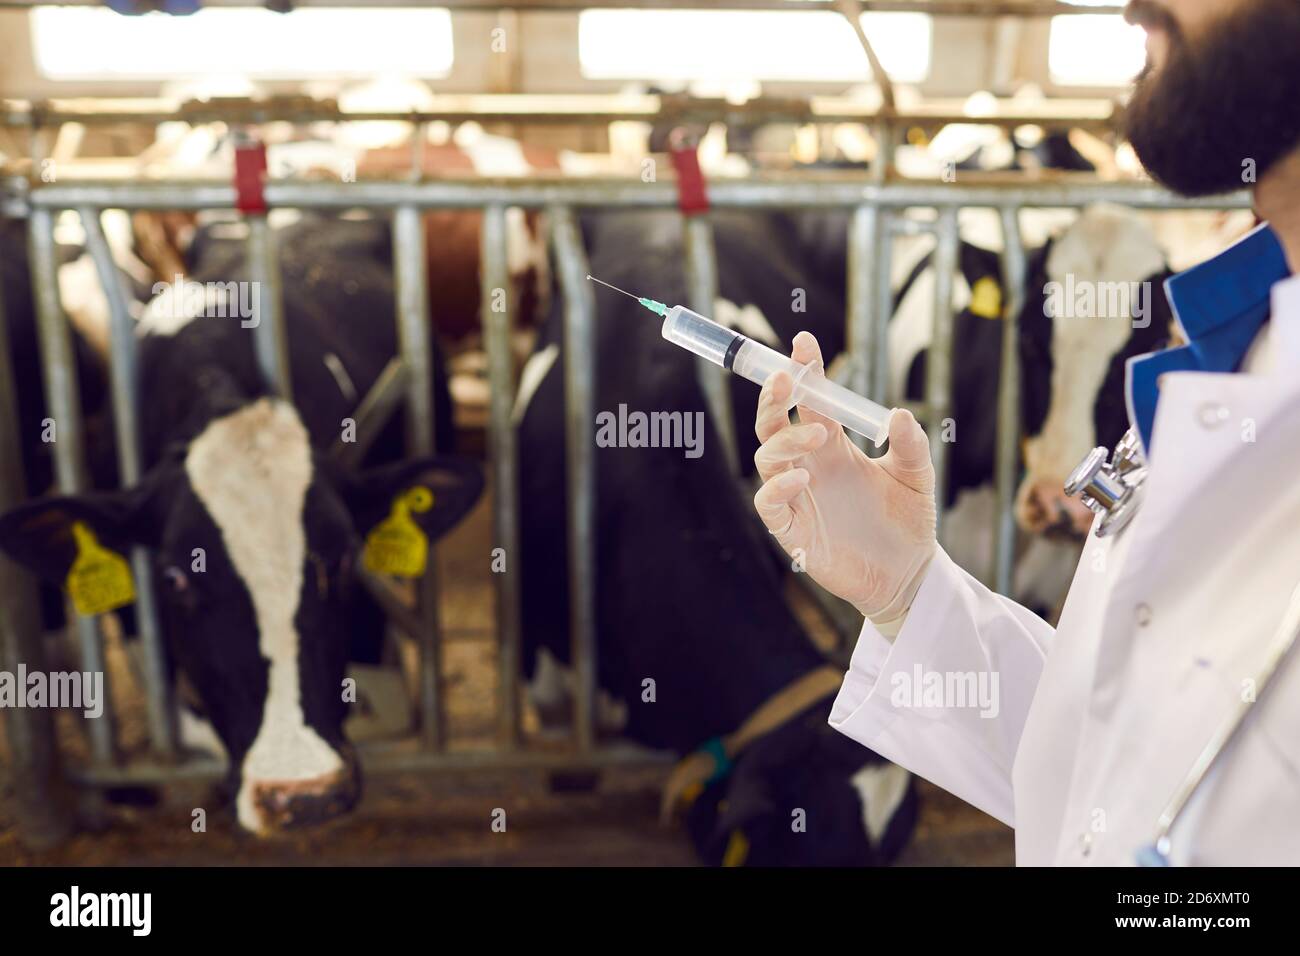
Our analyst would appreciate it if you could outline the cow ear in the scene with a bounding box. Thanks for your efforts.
[343,455,484,543]
[0,475,169,587]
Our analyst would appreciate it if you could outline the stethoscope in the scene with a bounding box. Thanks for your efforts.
[1066,431,1300,865]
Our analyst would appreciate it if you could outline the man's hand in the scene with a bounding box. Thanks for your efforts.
[752,331,938,624]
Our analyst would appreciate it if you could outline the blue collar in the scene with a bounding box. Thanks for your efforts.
[1126,223,1289,454]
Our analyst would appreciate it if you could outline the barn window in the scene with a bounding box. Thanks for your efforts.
[1048,1,1147,87]
[578,10,931,85]
[30,7,454,80]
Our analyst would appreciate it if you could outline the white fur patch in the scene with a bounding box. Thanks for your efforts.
[886,257,972,408]
[712,297,781,347]
[184,399,343,833]
[850,762,911,845]
[1023,205,1165,483]
[138,281,228,338]
[512,343,559,426]
[322,352,358,404]
[460,129,532,176]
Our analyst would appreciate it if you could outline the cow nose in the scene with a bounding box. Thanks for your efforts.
[1016,478,1095,537]
[247,752,360,833]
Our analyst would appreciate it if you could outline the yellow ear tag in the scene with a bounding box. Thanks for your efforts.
[66,521,136,617]
[362,486,434,579]
[722,829,750,868]
[969,276,1004,320]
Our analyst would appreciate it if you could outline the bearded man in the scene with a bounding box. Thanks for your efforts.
[749,0,1300,864]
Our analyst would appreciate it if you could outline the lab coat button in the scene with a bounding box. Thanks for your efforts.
[1135,603,1152,627]
[1197,402,1230,429]
[1079,832,1093,856]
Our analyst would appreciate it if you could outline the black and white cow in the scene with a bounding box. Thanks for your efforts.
[0,210,482,834]
[1014,206,1176,538]
[516,209,916,866]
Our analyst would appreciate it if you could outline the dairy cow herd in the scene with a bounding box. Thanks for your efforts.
[0,179,1246,863]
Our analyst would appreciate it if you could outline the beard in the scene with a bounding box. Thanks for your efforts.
[1123,0,1300,197]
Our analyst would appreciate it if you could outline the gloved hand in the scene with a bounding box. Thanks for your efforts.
[752,331,938,627]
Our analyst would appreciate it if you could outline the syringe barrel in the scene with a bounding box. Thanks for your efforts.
[661,305,892,447]
[661,304,740,367]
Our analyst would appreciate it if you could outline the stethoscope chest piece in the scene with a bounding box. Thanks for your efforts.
[1135,838,1172,868]
[1065,429,1148,538]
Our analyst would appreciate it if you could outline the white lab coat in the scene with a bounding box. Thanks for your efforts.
[830,273,1300,865]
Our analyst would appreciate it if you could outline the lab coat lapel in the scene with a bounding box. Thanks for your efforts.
[1071,279,1300,861]
[1126,275,1300,550]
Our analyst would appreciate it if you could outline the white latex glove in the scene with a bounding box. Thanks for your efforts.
[752,331,938,627]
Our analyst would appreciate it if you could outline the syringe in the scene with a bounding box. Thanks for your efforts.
[587,276,895,447]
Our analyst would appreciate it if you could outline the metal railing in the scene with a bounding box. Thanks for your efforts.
[0,1,1127,14]
[0,172,1252,844]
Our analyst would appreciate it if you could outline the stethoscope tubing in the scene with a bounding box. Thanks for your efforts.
[1140,580,1300,864]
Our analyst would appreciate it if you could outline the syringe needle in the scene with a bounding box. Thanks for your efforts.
[586,274,670,317]
[586,275,643,300]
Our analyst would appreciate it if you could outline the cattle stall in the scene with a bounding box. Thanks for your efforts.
[0,156,1251,849]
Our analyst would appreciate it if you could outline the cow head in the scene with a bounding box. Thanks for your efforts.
[0,398,483,835]
[683,706,915,866]
[1015,205,1171,537]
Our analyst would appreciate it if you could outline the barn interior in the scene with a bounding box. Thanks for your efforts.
[0,0,1253,867]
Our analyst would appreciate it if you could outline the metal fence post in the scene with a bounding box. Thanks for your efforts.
[928,206,959,542]
[0,234,74,848]
[845,203,881,451]
[549,205,598,753]
[994,205,1027,596]
[246,216,292,401]
[26,206,117,767]
[682,215,738,472]
[78,207,176,759]
[480,204,522,749]
[393,204,445,750]
[871,209,897,415]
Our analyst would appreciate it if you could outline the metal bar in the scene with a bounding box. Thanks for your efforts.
[0,0,1126,14]
[26,207,117,767]
[0,237,73,849]
[480,204,523,750]
[329,357,410,468]
[845,203,878,451]
[245,215,292,400]
[870,209,895,411]
[78,206,176,759]
[5,104,1119,133]
[872,119,895,181]
[683,215,738,473]
[549,205,598,754]
[70,742,673,787]
[927,207,959,543]
[994,206,1028,597]
[837,0,896,114]
[355,566,426,642]
[392,204,445,751]
[888,216,939,237]
[13,177,1256,213]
